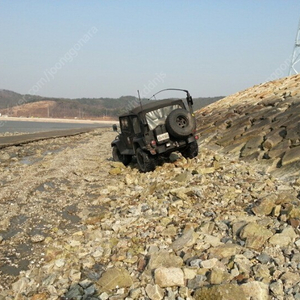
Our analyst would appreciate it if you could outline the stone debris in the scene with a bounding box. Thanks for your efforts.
[1,75,300,299]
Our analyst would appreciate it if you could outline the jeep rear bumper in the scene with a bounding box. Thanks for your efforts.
[153,135,197,155]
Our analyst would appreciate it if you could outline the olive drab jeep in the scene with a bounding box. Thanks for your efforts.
[111,89,199,172]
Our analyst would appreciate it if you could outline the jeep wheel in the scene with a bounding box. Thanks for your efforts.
[166,109,196,138]
[181,141,199,159]
[136,148,156,172]
[112,146,132,166]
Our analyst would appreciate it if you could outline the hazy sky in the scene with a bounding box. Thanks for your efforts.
[1,1,300,99]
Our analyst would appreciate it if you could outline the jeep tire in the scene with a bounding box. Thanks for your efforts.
[181,141,199,159]
[112,146,132,166]
[136,148,156,172]
[166,109,195,138]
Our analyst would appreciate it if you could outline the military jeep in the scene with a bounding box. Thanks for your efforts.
[111,89,199,172]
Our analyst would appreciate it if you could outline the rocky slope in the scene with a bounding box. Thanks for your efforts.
[196,74,300,180]
[0,126,300,299]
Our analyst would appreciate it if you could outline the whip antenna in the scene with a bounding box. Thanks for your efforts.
[137,90,143,111]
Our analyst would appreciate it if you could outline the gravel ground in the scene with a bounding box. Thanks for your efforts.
[1,128,300,299]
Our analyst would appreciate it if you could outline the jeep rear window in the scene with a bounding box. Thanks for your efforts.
[120,117,130,132]
[145,105,181,130]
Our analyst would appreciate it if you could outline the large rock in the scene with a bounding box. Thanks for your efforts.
[241,281,269,300]
[240,222,273,250]
[146,250,183,270]
[267,139,290,159]
[145,284,164,300]
[208,267,231,285]
[269,226,297,247]
[208,244,241,259]
[252,194,276,216]
[240,135,264,157]
[233,255,251,277]
[270,280,284,297]
[97,267,133,292]
[154,267,184,287]
[263,128,285,150]
[281,146,300,166]
[280,271,300,289]
[194,283,247,300]
[170,227,197,251]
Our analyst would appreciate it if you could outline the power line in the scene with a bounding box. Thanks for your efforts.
[289,17,300,75]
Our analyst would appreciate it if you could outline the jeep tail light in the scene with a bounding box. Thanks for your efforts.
[150,140,157,147]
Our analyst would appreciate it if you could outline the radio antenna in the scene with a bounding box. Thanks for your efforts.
[137,90,143,111]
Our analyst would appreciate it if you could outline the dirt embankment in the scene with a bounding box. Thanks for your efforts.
[0,100,118,121]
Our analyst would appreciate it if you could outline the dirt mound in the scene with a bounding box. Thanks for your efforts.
[196,74,300,180]
[0,101,56,118]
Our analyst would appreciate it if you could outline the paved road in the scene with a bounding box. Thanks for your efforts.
[0,127,98,149]
[0,120,110,133]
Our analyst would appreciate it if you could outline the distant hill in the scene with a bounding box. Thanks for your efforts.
[0,89,25,109]
[0,89,223,119]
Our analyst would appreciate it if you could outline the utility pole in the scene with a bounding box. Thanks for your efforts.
[289,17,300,75]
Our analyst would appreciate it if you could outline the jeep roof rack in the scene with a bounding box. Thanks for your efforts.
[148,88,193,112]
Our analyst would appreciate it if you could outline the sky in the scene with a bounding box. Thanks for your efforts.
[1,0,300,99]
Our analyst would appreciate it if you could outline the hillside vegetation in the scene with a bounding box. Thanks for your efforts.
[0,89,222,119]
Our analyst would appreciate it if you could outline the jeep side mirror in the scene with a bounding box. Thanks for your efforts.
[186,92,194,113]
[112,124,118,132]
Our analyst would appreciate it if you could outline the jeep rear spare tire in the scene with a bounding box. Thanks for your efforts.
[166,108,195,138]
[136,148,156,172]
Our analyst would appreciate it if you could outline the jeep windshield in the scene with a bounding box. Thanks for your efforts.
[145,104,181,130]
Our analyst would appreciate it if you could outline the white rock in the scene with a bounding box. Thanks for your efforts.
[12,277,30,293]
[55,259,65,268]
[154,267,184,287]
[145,284,164,300]
[201,258,219,269]
[183,268,197,280]
[241,281,269,300]
[31,234,45,243]
[204,234,222,247]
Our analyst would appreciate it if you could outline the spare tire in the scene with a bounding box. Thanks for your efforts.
[166,109,195,138]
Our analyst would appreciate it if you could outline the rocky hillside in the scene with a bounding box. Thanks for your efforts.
[196,74,300,180]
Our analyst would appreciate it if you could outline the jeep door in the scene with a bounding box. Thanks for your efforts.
[119,116,135,152]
